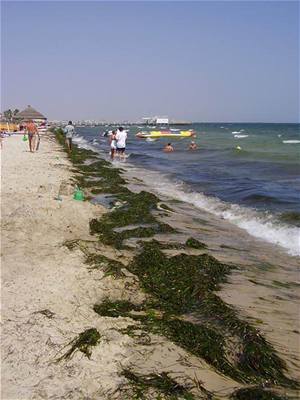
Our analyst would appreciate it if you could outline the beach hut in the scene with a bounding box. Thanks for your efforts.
[15,105,47,123]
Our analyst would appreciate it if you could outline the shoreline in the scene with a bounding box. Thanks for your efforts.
[1,131,299,399]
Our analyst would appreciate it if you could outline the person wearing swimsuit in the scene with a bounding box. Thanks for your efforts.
[26,120,38,152]
[110,130,117,160]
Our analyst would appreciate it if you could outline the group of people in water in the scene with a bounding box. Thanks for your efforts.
[106,128,197,159]
[107,127,128,160]
[164,141,197,152]
[62,123,197,159]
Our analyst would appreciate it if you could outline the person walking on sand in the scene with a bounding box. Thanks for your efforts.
[26,120,38,152]
[163,143,174,152]
[63,121,75,153]
[116,127,127,159]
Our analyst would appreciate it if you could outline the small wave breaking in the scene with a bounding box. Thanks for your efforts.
[134,170,300,256]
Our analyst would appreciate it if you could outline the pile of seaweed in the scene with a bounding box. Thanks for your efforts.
[54,128,297,399]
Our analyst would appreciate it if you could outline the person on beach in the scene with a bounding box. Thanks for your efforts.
[164,143,174,152]
[116,127,127,159]
[63,121,75,153]
[0,130,4,149]
[189,141,197,150]
[110,130,117,160]
[26,120,38,152]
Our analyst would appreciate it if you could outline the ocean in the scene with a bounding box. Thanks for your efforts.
[73,123,300,257]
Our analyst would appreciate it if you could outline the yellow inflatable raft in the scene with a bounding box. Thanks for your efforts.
[136,130,196,139]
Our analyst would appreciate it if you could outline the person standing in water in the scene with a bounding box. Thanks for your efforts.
[116,127,127,159]
[63,121,75,153]
[110,130,117,160]
[26,120,38,152]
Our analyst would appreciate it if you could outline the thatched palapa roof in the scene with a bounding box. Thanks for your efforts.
[15,105,46,120]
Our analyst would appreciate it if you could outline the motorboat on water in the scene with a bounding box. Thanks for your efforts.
[136,129,196,139]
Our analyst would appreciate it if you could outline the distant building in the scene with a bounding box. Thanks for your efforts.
[15,105,47,123]
[142,116,169,125]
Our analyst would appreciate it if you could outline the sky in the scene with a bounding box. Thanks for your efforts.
[1,1,299,122]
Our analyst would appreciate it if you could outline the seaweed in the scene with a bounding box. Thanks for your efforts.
[85,253,126,278]
[57,328,101,361]
[93,299,141,318]
[93,241,296,386]
[90,191,175,248]
[230,387,288,400]
[185,237,207,249]
[122,370,196,399]
[128,241,231,314]
[93,299,242,382]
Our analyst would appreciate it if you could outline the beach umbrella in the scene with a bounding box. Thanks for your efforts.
[15,105,46,122]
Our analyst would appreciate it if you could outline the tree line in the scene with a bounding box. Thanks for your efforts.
[2,109,20,121]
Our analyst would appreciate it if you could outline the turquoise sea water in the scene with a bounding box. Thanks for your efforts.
[74,123,300,256]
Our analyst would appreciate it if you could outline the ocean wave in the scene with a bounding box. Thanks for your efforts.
[73,134,100,152]
[134,170,300,256]
[282,140,300,144]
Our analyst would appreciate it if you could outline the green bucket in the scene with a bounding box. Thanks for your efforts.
[22,134,28,141]
[73,188,84,201]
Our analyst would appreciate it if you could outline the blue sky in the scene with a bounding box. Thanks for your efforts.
[1,1,299,122]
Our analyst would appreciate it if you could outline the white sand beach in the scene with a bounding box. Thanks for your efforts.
[1,134,137,399]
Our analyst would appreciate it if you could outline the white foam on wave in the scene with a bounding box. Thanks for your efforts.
[282,140,300,144]
[128,168,300,256]
[73,134,100,152]
[234,134,248,138]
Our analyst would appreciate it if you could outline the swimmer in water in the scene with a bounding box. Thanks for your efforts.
[189,141,197,150]
[164,143,174,152]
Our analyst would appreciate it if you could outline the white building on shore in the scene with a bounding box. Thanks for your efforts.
[142,116,169,125]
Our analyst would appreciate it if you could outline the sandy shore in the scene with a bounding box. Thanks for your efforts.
[1,134,136,399]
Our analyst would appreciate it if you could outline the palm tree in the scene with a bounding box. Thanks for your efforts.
[3,109,13,121]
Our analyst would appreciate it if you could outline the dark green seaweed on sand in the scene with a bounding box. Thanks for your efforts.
[90,191,175,248]
[85,253,126,278]
[94,241,296,386]
[230,387,288,400]
[57,328,101,361]
[129,241,231,313]
[122,370,197,399]
[93,299,142,318]
[185,237,207,249]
